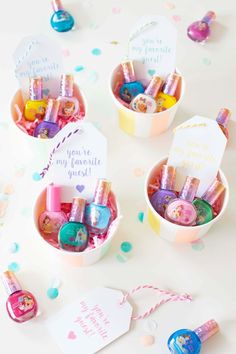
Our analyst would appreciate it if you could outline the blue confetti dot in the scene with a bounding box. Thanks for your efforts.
[47,287,59,299]
[74,65,85,72]
[120,241,132,253]
[32,172,42,181]
[9,242,20,254]
[138,211,144,223]
[8,262,20,272]
[91,48,101,56]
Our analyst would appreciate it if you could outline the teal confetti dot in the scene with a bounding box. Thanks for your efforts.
[138,211,144,223]
[120,241,132,253]
[202,57,211,66]
[74,65,85,72]
[9,242,20,254]
[91,48,101,56]
[8,262,20,272]
[191,240,205,251]
[116,253,128,263]
[47,287,59,299]
[32,172,42,181]
[88,70,99,83]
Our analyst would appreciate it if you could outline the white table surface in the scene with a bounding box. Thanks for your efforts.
[0,0,236,353]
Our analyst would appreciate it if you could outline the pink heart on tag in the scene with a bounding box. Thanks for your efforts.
[76,185,85,193]
[68,331,77,340]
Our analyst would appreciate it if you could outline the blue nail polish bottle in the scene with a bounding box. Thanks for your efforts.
[119,60,145,103]
[50,0,75,33]
[167,319,219,354]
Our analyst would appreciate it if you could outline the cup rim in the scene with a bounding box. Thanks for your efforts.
[109,63,186,117]
[144,156,229,230]
[33,188,120,257]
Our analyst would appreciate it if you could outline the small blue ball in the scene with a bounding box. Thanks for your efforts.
[32,172,42,181]
[47,287,59,299]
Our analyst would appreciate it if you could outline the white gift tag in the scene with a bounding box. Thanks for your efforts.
[13,35,64,101]
[168,116,227,196]
[48,122,107,202]
[128,16,177,82]
[46,287,132,354]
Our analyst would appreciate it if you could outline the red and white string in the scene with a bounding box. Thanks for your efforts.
[120,285,192,321]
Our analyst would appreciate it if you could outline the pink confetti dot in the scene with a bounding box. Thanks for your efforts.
[140,335,155,346]
[172,15,181,22]
[133,168,145,177]
[62,48,70,57]
[112,7,121,14]
[165,2,175,9]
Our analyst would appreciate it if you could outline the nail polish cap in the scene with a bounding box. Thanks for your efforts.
[160,165,176,190]
[179,176,200,202]
[69,198,86,222]
[44,99,60,123]
[60,74,74,97]
[194,319,219,343]
[216,108,231,128]
[29,77,43,100]
[94,179,111,206]
[2,271,22,295]
[145,76,163,98]
[163,73,180,96]
[46,183,62,212]
[202,11,216,25]
[52,0,64,12]
[121,60,135,83]
[202,179,225,206]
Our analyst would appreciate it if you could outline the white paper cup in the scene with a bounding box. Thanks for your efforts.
[34,188,120,266]
[109,64,185,138]
[10,85,87,164]
[145,157,229,243]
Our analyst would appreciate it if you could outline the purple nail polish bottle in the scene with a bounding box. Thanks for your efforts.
[34,99,60,139]
[187,11,216,43]
[150,165,177,216]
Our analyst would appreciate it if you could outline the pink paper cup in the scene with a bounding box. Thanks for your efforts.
[109,64,185,138]
[33,188,121,266]
[10,84,87,164]
[145,157,229,243]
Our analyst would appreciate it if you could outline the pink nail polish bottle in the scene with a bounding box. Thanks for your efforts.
[57,74,80,119]
[165,176,200,226]
[38,184,68,236]
[216,108,231,139]
[2,271,38,323]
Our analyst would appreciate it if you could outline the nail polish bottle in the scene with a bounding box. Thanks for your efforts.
[59,198,89,252]
[34,99,60,139]
[165,176,200,226]
[50,0,75,32]
[119,60,145,103]
[131,76,163,113]
[168,319,219,354]
[57,74,80,119]
[193,180,225,225]
[156,73,180,112]
[2,271,38,323]
[24,77,47,122]
[216,108,231,139]
[39,184,68,235]
[85,179,112,235]
[187,11,216,43]
[150,165,177,216]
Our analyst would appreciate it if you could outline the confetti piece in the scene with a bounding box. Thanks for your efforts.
[191,239,205,251]
[120,241,133,253]
[116,253,128,263]
[140,335,155,346]
[202,57,211,66]
[110,40,119,45]
[8,262,20,272]
[91,48,102,56]
[172,15,181,22]
[133,167,145,177]
[9,242,20,254]
[165,1,175,9]
[32,172,42,181]
[62,48,70,57]
[74,65,85,72]
[87,70,99,83]
[148,69,156,76]
[144,319,158,332]
[138,211,145,223]
[112,7,121,14]
[47,287,59,299]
